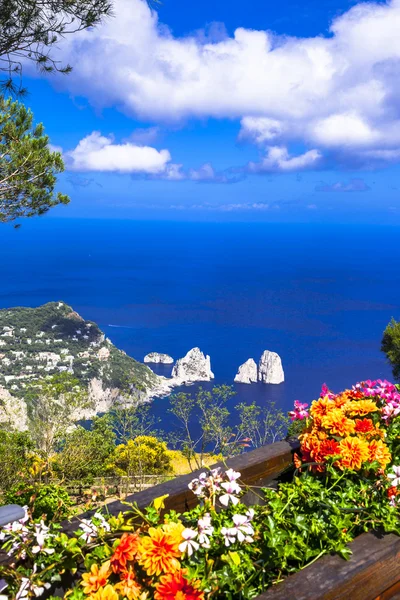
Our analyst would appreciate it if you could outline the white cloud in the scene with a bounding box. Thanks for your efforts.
[45,0,400,169]
[248,146,321,173]
[66,131,172,173]
[64,133,243,182]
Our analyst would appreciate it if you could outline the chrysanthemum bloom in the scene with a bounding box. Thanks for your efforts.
[154,570,204,600]
[114,568,143,600]
[318,439,340,460]
[334,391,355,408]
[111,533,140,574]
[162,522,185,550]
[139,527,182,576]
[310,397,335,425]
[354,419,375,434]
[90,584,119,600]
[338,437,369,471]
[345,400,378,417]
[321,409,356,437]
[298,432,320,463]
[81,560,111,594]
[368,440,391,470]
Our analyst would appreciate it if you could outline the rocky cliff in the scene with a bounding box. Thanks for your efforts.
[144,352,174,364]
[171,347,214,384]
[258,350,285,384]
[234,351,284,385]
[234,358,258,384]
[0,302,162,427]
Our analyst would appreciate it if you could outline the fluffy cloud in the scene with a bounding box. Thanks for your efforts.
[64,132,243,183]
[66,132,172,173]
[315,178,371,192]
[248,146,321,173]
[45,0,400,170]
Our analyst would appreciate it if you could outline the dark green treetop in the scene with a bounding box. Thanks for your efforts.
[0,97,69,223]
[0,0,113,94]
[382,318,400,382]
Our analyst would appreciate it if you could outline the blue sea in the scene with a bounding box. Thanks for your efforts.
[1,218,399,430]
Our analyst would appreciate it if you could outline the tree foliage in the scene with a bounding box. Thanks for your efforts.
[0,0,113,94]
[54,415,116,482]
[0,97,69,223]
[25,372,90,472]
[382,318,400,381]
[0,429,34,493]
[108,435,172,477]
[169,386,289,471]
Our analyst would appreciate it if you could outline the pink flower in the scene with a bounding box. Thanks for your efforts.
[320,384,335,399]
[289,400,309,421]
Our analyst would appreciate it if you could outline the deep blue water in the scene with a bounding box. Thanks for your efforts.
[0,218,399,431]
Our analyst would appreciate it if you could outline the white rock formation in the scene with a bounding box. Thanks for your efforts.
[144,352,174,364]
[234,358,258,384]
[171,348,214,384]
[258,350,284,384]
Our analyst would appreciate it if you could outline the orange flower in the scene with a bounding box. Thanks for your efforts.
[338,436,369,470]
[90,585,119,600]
[368,440,392,469]
[82,561,111,594]
[354,419,375,434]
[154,570,204,600]
[310,397,335,425]
[345,400,378,417]
[321,409,355,437]
[318,439,340,459]
[334,392,354,408]
[139,527,182,576]
[114,568,142,600]
[111,533,140,574]
[388,486,399,499]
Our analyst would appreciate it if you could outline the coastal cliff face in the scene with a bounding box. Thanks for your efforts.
[171,347,214,384]
[0,302,162,427]
[234,358,258,384]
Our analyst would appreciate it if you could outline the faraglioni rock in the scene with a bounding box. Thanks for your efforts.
[144,352,174,364]
[258,350,284,384]
[234,358,258,384]
[171,347,214,384]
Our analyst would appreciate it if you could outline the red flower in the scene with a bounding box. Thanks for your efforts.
[110,533,140,574]
[354,419,375,434]
[154,570,204,600]
[387,487,399,499]
[318,439,340,459]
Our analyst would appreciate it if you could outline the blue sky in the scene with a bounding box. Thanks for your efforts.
[20,0,400,222]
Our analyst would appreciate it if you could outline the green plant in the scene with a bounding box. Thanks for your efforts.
[0,97,69,224]
[5,482,72,521]
[382,318,400,381]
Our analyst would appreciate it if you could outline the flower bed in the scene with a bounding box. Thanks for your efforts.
[2,380,400,600]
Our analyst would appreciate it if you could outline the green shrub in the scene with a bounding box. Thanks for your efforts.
[5,482,72,521]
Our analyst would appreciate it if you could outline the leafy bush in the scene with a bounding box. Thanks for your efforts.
[5,482,72,521]
[0,430,34,494]
[108,435,172,477]
[382,318,400,381]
